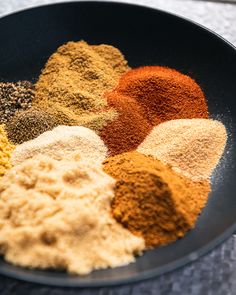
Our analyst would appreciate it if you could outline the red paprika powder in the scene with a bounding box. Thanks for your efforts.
[100,66,209,156]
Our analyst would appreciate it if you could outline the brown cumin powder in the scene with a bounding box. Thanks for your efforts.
[103,151,210,248]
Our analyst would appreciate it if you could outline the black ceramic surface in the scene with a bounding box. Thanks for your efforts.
[0,1,235,288]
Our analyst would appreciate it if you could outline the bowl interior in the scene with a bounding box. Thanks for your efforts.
[0,1,236,287]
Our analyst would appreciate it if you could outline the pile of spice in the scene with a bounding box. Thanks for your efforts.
[138,119,227,181]
[0,81,34,124]
[0,155,144,275]
[103,151,210,248]
[0,125,15,177]
[100,66,209,156]
[34,40,130,131]
[12,126,108,165]
[5,107,59,144]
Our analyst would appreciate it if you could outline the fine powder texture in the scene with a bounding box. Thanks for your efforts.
[34,40,130,131]
[0,155,144,275]
[100,66,209,156]
[5,107,59,144]
[138,119,227,181]
[0,81,34,124]
[12,126,108,166]
[0,126,15,177]
[103,151,210,248]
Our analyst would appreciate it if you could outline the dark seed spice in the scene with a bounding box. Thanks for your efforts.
[0,81,34,124]
[6,107,58,144]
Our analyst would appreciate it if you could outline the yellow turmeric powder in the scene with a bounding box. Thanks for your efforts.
[0,125,14,177]
[103,151,210,248]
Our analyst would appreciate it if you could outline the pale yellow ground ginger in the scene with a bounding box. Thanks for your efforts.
[0,125,14,177]
[0,155,144,275]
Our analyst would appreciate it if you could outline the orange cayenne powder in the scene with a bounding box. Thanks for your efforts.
[100,66,209,156]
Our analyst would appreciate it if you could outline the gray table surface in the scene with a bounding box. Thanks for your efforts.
[0,0,236,294]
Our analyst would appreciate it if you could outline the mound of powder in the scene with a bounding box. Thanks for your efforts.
[100,94,153,156]
[0,125,15,177]
[138,119,227,181]
[34,40,130,131]
[100,66,209,156]
[103,151,210,248]
[5,103,106,145]
[0,155,144,275]
[0,81,34,124]
[5,107,59,144]
[11,126,107,165]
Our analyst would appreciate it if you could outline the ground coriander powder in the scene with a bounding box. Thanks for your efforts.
[34,40,130,131]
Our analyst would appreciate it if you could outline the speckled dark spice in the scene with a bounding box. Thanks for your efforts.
[0,81,34,124]
[5,107,58,144]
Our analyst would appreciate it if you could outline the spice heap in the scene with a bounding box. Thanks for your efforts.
[6,107,59,144]
[34,40,130,131]
[103,151,210,248]
[0,155,144,275]
[100,66,209,156]
[12,126,108,165]
[138,119,227,181]
[0,81,34,124]
[0,125,15,177]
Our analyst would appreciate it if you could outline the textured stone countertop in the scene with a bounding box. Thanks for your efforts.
[0,0,236,294]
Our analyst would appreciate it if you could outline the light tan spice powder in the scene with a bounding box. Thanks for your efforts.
[138,119,227,181]
[34,40,130,131]
[11,126,108,165]
[0,155,144,275]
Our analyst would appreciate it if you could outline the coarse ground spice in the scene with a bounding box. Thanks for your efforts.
[34,40,130,131]
[0,81,34,124]
[0,125,14,177]
[100,66,209,156]
[6,107,58,144]
[138,119,227,181]
[103,151,210,248]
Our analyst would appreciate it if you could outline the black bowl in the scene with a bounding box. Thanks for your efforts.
[0,1,236,288]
